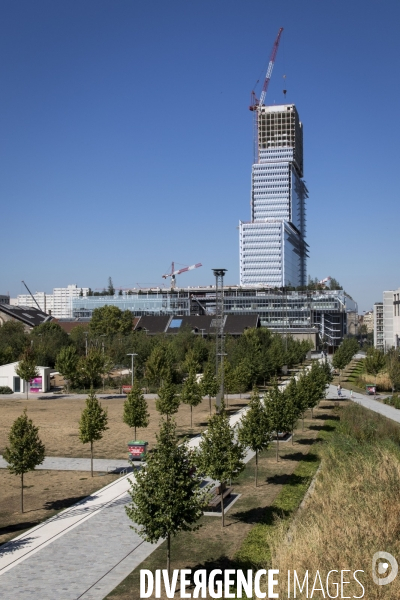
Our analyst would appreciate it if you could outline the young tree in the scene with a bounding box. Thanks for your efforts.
[79,390,109,476]
[4,409,45,512]
[387,349,400,394]
[55,345,79,392]
[16,349,39,399]
[201,363,219,414]
[107,276,115,296]
[123,381,150,441]
[238,388,271,486]
[126,419,205,574]
[234,361,252,398]
[79,349,106,389]
[284,377,300,444]
[156,376,180,420]
[295,370,311,431]
[264,381,290,461]
[181,370,203,429]
[364,347,386,394]
[198,406,245,527]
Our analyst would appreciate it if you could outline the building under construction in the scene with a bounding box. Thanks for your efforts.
[239,103,308,288]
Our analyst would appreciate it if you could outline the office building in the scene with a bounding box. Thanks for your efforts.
[239,104,308,287]
[72,286,356,349]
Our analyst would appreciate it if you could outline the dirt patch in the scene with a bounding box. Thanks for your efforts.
[0,396,249,460]
[0,469,119,546]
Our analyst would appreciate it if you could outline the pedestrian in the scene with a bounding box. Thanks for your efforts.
[337,384,341,398]
[350,389,353,399]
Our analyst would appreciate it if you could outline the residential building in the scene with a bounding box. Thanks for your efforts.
[15,284,89,319]
[239,104,308,287]
[374,288,400,351]
[374,303,384,350]
[361,310,374,334]
[0,295,10,305]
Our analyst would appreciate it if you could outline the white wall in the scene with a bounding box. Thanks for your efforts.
[0,362,51,393]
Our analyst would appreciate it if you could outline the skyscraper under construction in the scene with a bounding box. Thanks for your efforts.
[239,103,308,287]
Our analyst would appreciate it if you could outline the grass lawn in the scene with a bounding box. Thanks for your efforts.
[106,400,339,600]
[0,469,119,546]
[0,396,250,460]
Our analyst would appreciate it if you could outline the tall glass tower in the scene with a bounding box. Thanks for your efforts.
[239,104,308,287]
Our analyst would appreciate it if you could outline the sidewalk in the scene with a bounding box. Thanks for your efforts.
[328,384,400,424]
[0,456,131,473]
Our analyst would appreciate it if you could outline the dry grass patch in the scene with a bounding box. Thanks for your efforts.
[0,469,119,546]
[0,396,249,459]
[270,404,400,598]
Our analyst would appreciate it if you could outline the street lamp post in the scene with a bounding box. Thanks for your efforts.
[127,353,138,386]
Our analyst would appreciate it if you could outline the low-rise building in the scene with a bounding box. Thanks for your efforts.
[0,362,51,393]
[0,304,52,331]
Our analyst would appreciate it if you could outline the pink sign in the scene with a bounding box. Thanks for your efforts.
[29,377,42,393]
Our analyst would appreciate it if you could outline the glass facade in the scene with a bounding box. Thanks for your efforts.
[72,289,356,348]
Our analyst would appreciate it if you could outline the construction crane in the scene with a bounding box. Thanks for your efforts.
[318,276,331,287]
[21,280,42,311]
[162,262,202,289]
[249,27,283,161]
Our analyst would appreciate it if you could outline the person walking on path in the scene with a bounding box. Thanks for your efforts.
[350,389,353,399]
[337,384,342,398]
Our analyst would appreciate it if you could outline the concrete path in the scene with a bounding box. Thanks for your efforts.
[0,456,131,473]
[328,384,400,424]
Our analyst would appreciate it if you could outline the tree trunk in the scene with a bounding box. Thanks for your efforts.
[276,432,279,462]
[255,449,258,487]
[292,429,294,445]
[311,407,314,419]
[26,380,28,400]
[21,472,24,513]
[167,532,171,577]
[221,483,225,528]
[302,415,305,431]
[91,440,93,477]
[134,426,136,442]
[209,396,211,415]
[190,405,193,429]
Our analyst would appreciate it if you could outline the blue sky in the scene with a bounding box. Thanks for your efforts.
[1,0,399,312]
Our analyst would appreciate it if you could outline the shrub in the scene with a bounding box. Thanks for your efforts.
[0,386,13,394]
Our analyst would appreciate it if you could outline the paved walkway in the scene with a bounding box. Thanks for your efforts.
[0,456,131,473]
[327,384,400,424]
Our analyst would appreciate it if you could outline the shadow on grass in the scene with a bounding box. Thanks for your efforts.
[265,472,311,488]
[0,521,40,538]
[43,495,91,511]
[233,502,291,526]
[316,413,340,421]
[309,423,336,432]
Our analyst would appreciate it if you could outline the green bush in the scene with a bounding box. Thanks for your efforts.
[0,386,13,394]
[383,394,400,410]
